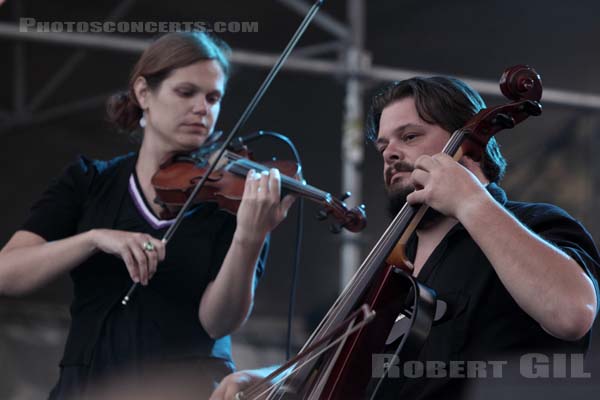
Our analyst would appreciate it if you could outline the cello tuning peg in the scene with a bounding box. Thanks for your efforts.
[520,100,542,116]
[340,191,351,201]
[491,113,515,129]
[329,223,343,234]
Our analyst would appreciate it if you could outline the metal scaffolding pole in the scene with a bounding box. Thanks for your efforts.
[2,22,600,109]
[339,0,367,290]
[2,10,600,291]
[0,22,600,110]
[276,0,349,39]
[12,1,25,114]
[0,93,112,134]
[27,0,138,112]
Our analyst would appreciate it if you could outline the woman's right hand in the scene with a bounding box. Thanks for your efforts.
[90,229,166,285]
[209,369,269,400]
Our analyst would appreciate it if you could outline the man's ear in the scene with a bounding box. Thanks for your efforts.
[133,76,149,109]
[460,155,488,183]
[459,155,477,168]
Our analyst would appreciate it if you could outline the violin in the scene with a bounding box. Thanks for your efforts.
[150,143,367,233]
[236,65,544,399]
[122,0,328,305]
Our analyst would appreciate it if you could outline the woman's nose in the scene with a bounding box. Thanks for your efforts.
[192,98,208,115]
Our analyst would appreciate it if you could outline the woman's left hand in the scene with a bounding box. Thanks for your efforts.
[235,168,296,241]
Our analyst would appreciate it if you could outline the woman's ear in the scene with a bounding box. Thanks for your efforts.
[133,76,149,109]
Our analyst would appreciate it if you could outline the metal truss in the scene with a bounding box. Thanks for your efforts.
[1,0,600,291]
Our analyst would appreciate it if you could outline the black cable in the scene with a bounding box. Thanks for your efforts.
[287,193,304,360]
[247,131,304,361]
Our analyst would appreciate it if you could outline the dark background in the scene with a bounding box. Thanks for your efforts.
[0,0,599,397]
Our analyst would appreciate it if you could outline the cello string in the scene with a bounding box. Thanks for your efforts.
[242,308,375,399]
[269,65,543,394]
[251,128,470,395]
[297,128,467,351]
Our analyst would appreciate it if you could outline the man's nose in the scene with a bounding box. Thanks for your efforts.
[383,144,403,165]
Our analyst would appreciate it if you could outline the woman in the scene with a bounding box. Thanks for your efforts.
[0,32,294,399]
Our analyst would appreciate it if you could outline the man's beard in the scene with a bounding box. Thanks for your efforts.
[386,185,414,218]
[386,184,444,226]
[385,160,415,218]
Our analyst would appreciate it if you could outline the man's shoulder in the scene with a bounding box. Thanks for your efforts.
[504,200,585,234]
[505,200,571,220]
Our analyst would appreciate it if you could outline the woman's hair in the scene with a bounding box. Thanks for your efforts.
[366,76,507,183]
[106,31,231,132]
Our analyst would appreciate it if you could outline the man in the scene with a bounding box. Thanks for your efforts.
[210,77,600,399]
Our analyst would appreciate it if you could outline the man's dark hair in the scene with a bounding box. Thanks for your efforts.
[365,76,507,183]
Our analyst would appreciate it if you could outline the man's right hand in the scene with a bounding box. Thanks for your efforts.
[90,229,165,285]
[209,369,269,400]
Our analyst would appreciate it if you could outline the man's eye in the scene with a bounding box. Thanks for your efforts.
[403,134,418,142]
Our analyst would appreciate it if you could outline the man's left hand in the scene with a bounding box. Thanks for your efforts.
[406,153,489,219]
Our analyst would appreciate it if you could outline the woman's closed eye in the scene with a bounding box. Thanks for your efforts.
[176,88,195,98]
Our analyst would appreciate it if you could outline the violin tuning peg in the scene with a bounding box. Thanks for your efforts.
[340,191,351,201]
[315,209,329,221]
[359,204,366,210]
[329,223,343,234]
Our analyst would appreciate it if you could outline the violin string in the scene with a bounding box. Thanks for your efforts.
[157,0,324,245]
[225,153,329,200]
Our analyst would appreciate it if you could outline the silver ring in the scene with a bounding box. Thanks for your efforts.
[143,241,155,252]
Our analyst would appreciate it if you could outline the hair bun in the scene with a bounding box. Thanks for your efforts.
[106,91,142,132]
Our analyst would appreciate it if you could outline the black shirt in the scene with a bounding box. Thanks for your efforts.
[378,183,600,399]
[21,154,267,398]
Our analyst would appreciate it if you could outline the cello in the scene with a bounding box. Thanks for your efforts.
[236,65,543,399]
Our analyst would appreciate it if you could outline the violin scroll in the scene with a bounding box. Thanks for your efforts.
[316,192,367,233]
